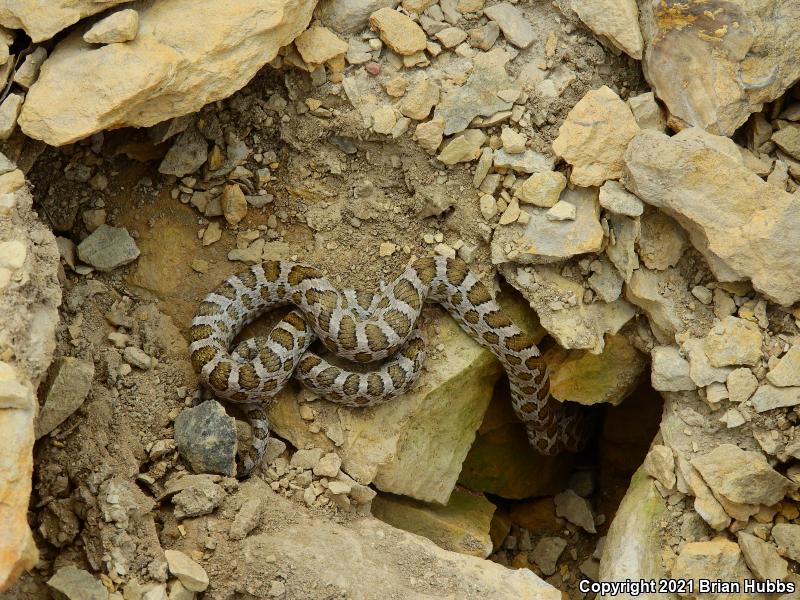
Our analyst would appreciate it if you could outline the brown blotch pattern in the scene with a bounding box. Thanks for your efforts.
[484,310,513,330]
[387,364,406,387]
[259,348,282,372]
[466,283,492,306]
[316,367,340,387]
[342,374,360,396]
[197,301,224,317]
[190,346,216,370]
[190,324,214,342]
[237,364,259,390]
[367,373,384,397]
[338,314,357,350]
[463,309,480,325]
[283,312,307,331]
[383,309,412,337]
[445,259,468,286]
[365,323,389,351]
[413,257,437,284]
[287,264,323,286]
[262,261,281,282]
[209,361,232,391]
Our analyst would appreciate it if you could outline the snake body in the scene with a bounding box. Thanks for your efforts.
[189,256,586,475]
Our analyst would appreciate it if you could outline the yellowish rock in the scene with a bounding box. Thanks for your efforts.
[399,79,440,120]
[568,0,642,60]
[371,106,397,134]
[498,197,520,225]
[221,184,248,226]
[294,25,348,65]
[83,8,139,44]
[552,85,639,187]
[369,7,427,56]
[415,118,444,154]
[0,0,133,42]
[515,171,566,207]
[437,129,486,165]
[703,316,763,368]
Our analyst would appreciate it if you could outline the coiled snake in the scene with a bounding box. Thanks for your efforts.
[189,256,587,476]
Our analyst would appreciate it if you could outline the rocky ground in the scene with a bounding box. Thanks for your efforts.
[1,1,800,599]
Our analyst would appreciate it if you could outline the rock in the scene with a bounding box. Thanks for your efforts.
[77,224,140,271]
[479,194,497,220]
[0,1,133,42]
[639,0,800,136]
[772,524,800,562]
[773,124,800,160]
[651,346,695,392]
[372,488,496,558]
[500,127,526,154]
[588,256,624,302]
[737,532,788,581]
[492,149,553,174]
[554,489,596,533]
[269,310,504,504]
[552,85,639,187]
[598,180,643,217]
[677,457,731,531]
[672,538,756,598]
[625,128,800,305]
[13,47,47,88]
[627,91,666,131]
[433,48,513,136]
[35,357,94,439]
[703,316,762,367]
[545,200,575,221]
[767,346,800,387]
[294,25,347,65]
[221,184,248,225]
[683,338,733,388]
[318,0,398,34]
[47,565,108,600]
[692,444,793,507]
[568,0,642,59]
[0,93,23,140]
[515,171,566,207]
[492,186,603,264]
[642,445,676,490]
[174,400,237,477]
[483,2,534,48]
[19,0,315,146]
[531,537,567,576]
[229,498,262,540]
[414,118,445,153]
[291,448,324,470]
[544,334,645,406]
[509,498,560,533]
[435,26,467,48]
[164,550,209,592]
[750,384,800,412]
[83,9,139,44]
[605,213,639,282]
[159,126,208,177]
[726,368,758,403]
[369,7,427,55]
[400,79,439,120]
[313,452,342,478]
[437,129,486,165]
[123,346,154,370]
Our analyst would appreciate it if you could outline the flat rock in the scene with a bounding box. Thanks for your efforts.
[515,171,566,207]
[772,523,800,562]
[737,532,787,582]
[164,549,209,592]
[372,488,496,558]
[294,25,347,65]
[642,445,676,490]
[766,345,800,387]
[47,565,108,600]
[0,0,133,42]
[598,180,643,217]
[636,208,687,271]
[552,85,639,187]
[492,186,603,264]
[19,0,315,145]
[624,127,800,306]
[568,0,642,59]
[369,7,427,55]
[672,538,758,599]
[639,0,800,136]
[77,224,140,271]
[437,129,486,165]
[174,400,237,477]
[269,309,504,504]
[83,8,139,44]
[554,489,596,533]
[433,48,513,136]
[703,316,762,367]
[484,2,534,48]
[691,444,793,507]
[35,357,94,438]
[318,0,398,34]
[682,338,733,388]
[627,91,667,131]
[158,125,208,177]
[531,537,567,576]
[726,368,758,403]
[493,149,553,174]
[651,345,695,392]
[750,384,800,412]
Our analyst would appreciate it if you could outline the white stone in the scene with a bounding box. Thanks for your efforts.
[651,346,695,392]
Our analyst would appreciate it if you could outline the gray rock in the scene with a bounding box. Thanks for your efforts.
[587,257,623,302]
[171,479,227,520]
[123,346,154,370]
[164,549,209,592]
[493,149,553,174]
[598,180,643,216]
[531,536,567,576]
[36,357,94,439]
[650,346,695,392]
[290,447,324,470]
[76,224,140,271]
[229,498,262,540]
[159,126,208,177]
[175,400,237,477]
[0,93,24,140]
[318,0,399,34]
[0,152,15,176]
[691,444,793,507]
[772,523,800,562]
[484,2,535,48]
[554,489,596,533]
[750,384,800,412]
[642,445,676,490]
[737,532,787,581]
[47,565,108,600]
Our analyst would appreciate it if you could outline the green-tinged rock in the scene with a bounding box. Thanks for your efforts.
[174,400,237,477]
[458,382,573,499]
[545,334,647,407]
[372,487,496,558]
[35,356,94,439]
[76,224,140,271]
[47,565,109,600]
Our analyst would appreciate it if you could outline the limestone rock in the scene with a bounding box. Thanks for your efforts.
[13,47,47,88]
[624,127,800,306]
[159,125,208,177]
[772,523,800,563]
[726,368,758,403]
[221,184,248,226]
[750,384,800,413]
[294,25,347,65]
[47,565,108,600]
[691,444,793,507]
[318,0,398,34]
[651,346,695,392]
[531,537,567,576]
[766,346,800,387]
[0,0,133,43]
[83,9,139,44]
[598,180,643,217]
[737,532,787,582]
[554,489,596,533]
[164,549,209,592]
[269,309,504,504]
[639,0,800,136]
[0,93,23,140]
[703,316,762,367]
[515,171,566,208]
[624,267,688,343]
[174,400,237,477]
[437,129,486,165]
[544,335,646,406]
[483,2,534,48]
[493,149,553,174]
[369,7,427,55]
[433,48,513,136]
[77,225,140,271]
[399,79,440,120]
[642,445,676,490]
[605,213,639,282]
[35,357,94,439]
[491,186,604,264]
[627,91,666,131]
[672,538,757,599]
[676,456,731,531]
[414,118,444,154]
[636,207,687,271]
[19,0,315,146]
[552,85,639,187]
[567,0,642,59]
[372,488,496,558]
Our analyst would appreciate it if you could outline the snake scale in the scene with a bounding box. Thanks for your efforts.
[190,256,587,476]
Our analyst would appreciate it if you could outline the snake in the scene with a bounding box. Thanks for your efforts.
[189,256,587,476]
